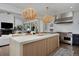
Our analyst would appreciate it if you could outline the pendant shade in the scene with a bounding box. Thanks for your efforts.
[43,16,54,24]
[43,6,54,24]
[22,8,38,20]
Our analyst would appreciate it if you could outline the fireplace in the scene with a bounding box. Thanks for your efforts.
[1,22,13,35]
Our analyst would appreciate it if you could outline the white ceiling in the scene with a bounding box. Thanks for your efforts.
[0,3,79,16]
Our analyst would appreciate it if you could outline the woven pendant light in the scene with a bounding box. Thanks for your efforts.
[22,5,38,21]
[43,16,53,24]
[43,6,54,24]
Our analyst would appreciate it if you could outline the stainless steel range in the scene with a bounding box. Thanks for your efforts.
[60,32,72,45]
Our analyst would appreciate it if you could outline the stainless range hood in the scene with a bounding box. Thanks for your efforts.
[54,12,74,24]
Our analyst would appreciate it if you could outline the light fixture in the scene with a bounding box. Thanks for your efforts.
[22,6,38,21]
[70,6,72,8]
[43,6,55,24]
[43,16,53,24]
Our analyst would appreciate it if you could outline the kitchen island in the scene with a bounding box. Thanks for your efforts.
[10,33,59,56]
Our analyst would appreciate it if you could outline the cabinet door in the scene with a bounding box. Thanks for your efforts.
[23,39,46,56]
[23,35,59,56]
[46,37,54,55]
[46,36,59,55]
[73,34,79,45]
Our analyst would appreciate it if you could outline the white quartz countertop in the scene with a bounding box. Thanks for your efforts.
[10,33,59,44]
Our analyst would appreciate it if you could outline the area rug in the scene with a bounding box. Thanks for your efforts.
[53,48,74,56]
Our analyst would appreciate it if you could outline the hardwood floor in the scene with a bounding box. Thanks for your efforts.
[60,44,79,56]
[49,43,79,56]
[0,43,79,56]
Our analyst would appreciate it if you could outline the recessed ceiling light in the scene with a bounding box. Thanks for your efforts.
[70,7,72,8]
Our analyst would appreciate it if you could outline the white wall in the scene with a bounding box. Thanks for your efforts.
[39,20,44,32]
[14,17,24,27]
[72,11,79,33]
[53,11,79,34]
[1,11,79,34]
[0,13,24,29]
